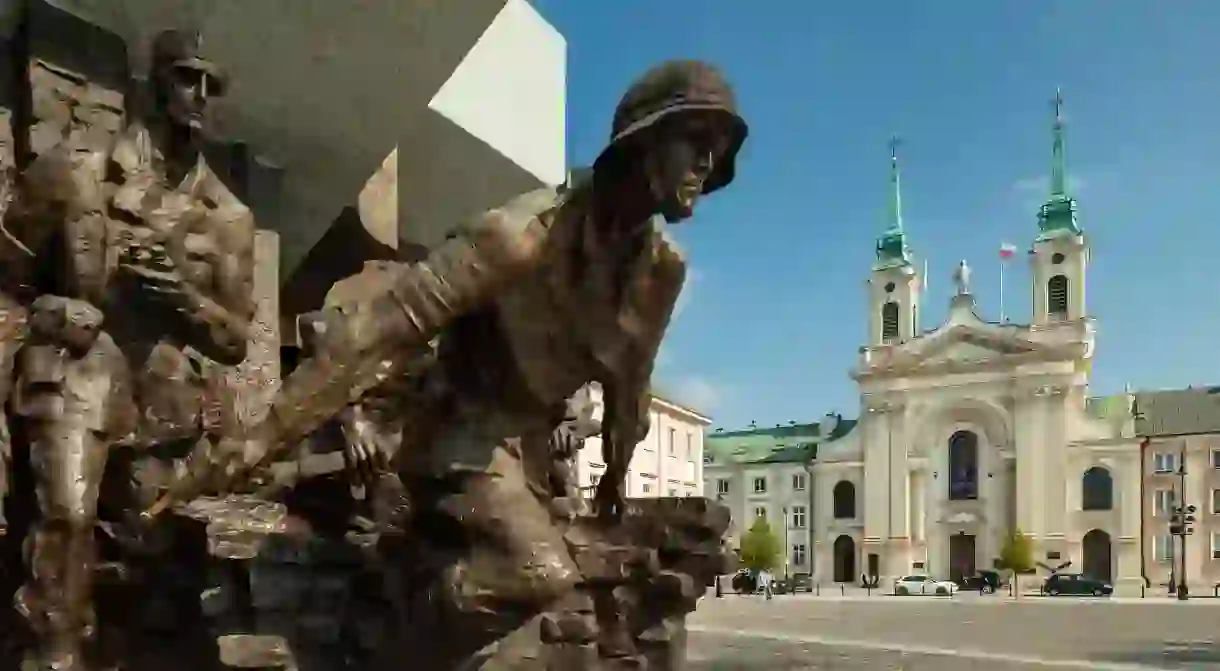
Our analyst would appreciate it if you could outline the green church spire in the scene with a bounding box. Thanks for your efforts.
[875,135,913,270]
[1038,88,1081,240]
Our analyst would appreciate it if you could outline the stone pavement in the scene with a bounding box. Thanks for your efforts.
[688,593,1220,669]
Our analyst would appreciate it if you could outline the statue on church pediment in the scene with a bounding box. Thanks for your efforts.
[953,259,972,296]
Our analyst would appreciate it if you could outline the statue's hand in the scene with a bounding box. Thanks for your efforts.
[340,405,390,489]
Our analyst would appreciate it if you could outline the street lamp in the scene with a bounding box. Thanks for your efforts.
[1168,446,1195,601]
[782,506,790,582]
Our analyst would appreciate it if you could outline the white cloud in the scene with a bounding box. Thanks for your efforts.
[668,375,725,413]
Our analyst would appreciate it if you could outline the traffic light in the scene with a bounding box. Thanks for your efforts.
[1182,505,1197,535]
[1169,505,1197,536]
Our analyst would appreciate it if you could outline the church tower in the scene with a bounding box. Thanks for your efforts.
[1030,90,1088,325]
[868,137,921,345]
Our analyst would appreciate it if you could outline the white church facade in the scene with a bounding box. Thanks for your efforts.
[810,96,1147,593]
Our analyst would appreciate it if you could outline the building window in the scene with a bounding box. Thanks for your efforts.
[833,480,856,519]
[791,505,806,529]
[792,543,807,567]
[668,428,676,457]
[1047,274,1069,320]
[753,477,767,493]
[590,474,601,487]
[881,301,899,341]
[717,479,730,495]
[1154,535,1173,562]
[1154,489,1175,517]
[948,430,979,501]
[1213,449,1220,469]
[642,483,652,494]
[1212,489,1220,515]
[1212,532,1220,560]
[1081,466,1113,511]
[792,473,806,491]
[1154,452,1178,473]
[668,488,677,497]
[686,433,694,461]
[754,506,766,519]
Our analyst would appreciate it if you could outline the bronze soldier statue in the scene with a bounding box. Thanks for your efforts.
[2,30,254,669]
[152,58,747,662]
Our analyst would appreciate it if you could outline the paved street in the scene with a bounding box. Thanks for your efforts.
[686,593,1220,669]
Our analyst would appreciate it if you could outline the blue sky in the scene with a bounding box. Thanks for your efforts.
[535,0,1220,431]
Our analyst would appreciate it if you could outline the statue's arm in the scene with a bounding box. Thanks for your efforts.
[261,191,554,456]
[600,232,687,488]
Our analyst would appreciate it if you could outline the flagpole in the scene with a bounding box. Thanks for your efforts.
[999,260,1006,323]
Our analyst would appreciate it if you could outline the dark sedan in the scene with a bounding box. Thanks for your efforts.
[1043,573,1113,596]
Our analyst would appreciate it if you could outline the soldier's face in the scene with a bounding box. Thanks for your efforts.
[644,112,733,223]
[163,66,214,130]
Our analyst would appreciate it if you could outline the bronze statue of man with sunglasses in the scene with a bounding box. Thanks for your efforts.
[3,29,254,669]
[152,59,748,665]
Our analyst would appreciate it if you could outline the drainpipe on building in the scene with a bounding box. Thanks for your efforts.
[1139,437,1150,590]
[806,461,816,581]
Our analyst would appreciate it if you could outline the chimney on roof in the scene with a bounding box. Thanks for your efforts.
[789,420,796,426]
[748,420,757,429]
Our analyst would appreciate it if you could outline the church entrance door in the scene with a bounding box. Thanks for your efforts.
[949,533,976,583]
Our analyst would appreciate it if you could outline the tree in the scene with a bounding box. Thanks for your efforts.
[997,528,1035,597]
[739,517,781,573]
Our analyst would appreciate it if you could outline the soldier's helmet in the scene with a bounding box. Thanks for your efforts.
[150,29,228,98]
[595,60,748,195]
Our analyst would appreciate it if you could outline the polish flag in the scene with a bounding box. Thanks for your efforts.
[999,242,1018,260]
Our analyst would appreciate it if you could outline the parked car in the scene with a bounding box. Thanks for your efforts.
[957,570,1004,594]
[731,570,756,595]
[788,573,813,593]
[893,574,958,596]
[1043,573,1112,597]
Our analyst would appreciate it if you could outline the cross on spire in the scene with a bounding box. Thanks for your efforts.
[1050,88,1067,197]
[887,134,903,232]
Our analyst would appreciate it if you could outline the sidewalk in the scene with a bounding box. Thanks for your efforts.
[706,586,1220,604]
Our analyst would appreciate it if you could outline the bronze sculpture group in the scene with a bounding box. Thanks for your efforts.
[0,28,748,671]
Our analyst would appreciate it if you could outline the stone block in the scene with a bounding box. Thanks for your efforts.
[538,611,597,644]
[544,642,598,670]
[573,544,659,584]
[217,634,296,670]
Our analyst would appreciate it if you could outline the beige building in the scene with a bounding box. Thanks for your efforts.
[702,416,854,578]
[1134,389,1220,595]
[575,385,711,500]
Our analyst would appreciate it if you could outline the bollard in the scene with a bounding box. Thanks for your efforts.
[840,584,845,596]
[716,576,722,598]
[866,585,872,597]
[816,583,820,597]
[1141,584,1145,598]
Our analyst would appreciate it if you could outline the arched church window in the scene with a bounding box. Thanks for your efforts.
[881,302,899,341]
[947,431,979,501]
[1081,466,1113,511]
[833,480,856,519]
[1048,275,1069,320]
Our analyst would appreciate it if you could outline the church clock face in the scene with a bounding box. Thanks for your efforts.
[1051,252,1065,264]
[884,282,896,293]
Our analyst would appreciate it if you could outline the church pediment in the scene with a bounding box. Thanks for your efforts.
[860,324,1057,377]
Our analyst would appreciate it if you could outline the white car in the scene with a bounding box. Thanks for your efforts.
[893,575,958,596]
